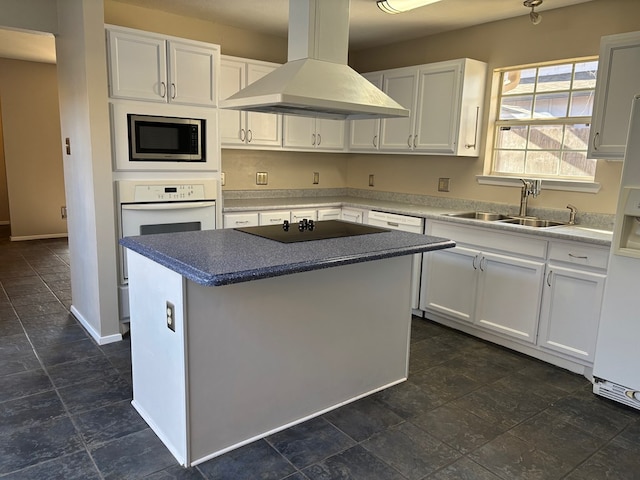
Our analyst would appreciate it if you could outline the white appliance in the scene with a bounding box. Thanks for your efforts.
[593,93,640,410]
[367,211,424,310]
[110,100,219,172]
[117,178,218,321]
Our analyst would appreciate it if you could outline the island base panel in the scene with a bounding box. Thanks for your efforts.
[128,252,413,466]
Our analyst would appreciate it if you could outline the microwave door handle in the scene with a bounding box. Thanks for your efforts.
[121,202,216,211]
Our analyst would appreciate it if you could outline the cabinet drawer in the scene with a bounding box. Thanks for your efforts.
[548,241,609,270]
[224,212,259,228]
[290,209,318,222]
[259,210,290,225]
[431,221,547,259]
[369,211,423,234]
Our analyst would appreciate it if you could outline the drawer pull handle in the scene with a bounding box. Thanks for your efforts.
[236,220,249,225]
[472,255,479,270]
[547,270,553,287]
[568,253,588,259]
[387,222,399,227]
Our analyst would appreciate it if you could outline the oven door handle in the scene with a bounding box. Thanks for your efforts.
[121,201,216,211]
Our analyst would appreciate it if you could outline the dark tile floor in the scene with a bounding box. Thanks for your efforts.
[0,225,639,479]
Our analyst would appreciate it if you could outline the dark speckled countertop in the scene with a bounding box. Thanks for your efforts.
[120,227,455,286]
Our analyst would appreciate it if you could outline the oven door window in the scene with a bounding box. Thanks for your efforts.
[140,221,201,235]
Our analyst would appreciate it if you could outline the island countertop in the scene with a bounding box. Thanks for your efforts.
[120,226,454,286]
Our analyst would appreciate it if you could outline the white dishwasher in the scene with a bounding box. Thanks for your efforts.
[367,211,424,310]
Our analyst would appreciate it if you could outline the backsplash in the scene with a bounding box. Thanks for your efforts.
[223,188,615,230]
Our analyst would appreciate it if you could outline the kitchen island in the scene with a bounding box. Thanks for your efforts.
[120,223,454,466]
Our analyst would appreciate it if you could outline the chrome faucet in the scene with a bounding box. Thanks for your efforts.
[567,204,577,225]
[519,179,541,217]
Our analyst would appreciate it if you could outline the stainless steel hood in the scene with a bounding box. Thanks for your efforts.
[220,0,410,120]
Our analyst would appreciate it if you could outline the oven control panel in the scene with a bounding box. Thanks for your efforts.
[117,179,218,203]
[133,184,206,202]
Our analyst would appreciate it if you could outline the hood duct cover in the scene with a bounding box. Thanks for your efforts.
[220,0,410,120]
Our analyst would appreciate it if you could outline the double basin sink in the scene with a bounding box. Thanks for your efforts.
[444,211,569,228]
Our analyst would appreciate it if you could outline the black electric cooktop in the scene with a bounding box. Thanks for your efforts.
[235,220,389,243]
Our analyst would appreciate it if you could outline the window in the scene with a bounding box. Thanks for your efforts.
[491,60,598,181]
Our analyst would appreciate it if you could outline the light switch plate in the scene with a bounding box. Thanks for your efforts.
[313,172,319,184]
[221,172,226,186]
[369,174,375,187]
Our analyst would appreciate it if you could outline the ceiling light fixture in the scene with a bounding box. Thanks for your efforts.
[376,0,442,15]
[524,0,543,25]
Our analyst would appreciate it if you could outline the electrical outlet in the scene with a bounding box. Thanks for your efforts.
[438,177,450,192]
[221,172,226,186]
[369,174,375,187]
[313,172,319,184]
[256,172,268,185]
[166,301,175,332]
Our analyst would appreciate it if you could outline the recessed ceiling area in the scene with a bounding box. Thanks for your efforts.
[0,0,595,63]
[0,27,56,64]
[111,0,594,50]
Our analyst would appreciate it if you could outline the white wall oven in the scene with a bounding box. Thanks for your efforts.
[111,100,219,172]
[117,178,218,321]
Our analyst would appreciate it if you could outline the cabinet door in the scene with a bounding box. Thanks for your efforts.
[588,32,640,159]
[220,58,247,145]
[414,63,461,154]
[316,118,346,151]
[379,69,418,151]
[420,246,479,323]
[168,41,217,106]
[246,63,282,147]
[283,116,316,149]
[539,264,606,362]
[349,72,383,151]
[108,29,167,102]
[475,252,545,344]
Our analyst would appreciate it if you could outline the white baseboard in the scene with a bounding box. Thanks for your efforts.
[10,232,68,241]
[71,305,123,345]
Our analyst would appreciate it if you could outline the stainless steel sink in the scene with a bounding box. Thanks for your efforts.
[444,211,513,221]
[499,218,567,228]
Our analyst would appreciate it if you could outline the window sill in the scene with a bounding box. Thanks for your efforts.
[476,175,601,193]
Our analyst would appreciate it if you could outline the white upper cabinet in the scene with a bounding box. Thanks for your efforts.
[379,67,420,151]
[220,56,282,148]
[349,72,383,151]
[350,59,486,156]
[283,116,346,151]
[107,26,219,107]
[588,31,640,160]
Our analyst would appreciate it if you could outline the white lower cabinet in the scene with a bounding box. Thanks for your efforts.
[290,209,318,222]
[421,222,546,344]
[317,208,342,220]
[538,241,608,363]
[223,212,259,228]
[259,210,290,225]
[341,208,366,223]
[367,211,424,310]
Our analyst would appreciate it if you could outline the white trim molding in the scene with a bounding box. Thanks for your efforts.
[476,175,601,194]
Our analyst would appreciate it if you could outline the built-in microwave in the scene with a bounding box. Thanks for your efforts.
[128,114,205,162]
[110,100,219,172]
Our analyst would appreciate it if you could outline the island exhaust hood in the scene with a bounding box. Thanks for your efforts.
[220,0,410,120]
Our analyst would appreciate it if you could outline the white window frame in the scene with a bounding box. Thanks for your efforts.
[479,58,601,193]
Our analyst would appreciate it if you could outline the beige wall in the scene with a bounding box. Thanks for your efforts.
[0,106,9,223]
[104,0,288,63]
[347,0,639,214]
[0,58,66,237]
